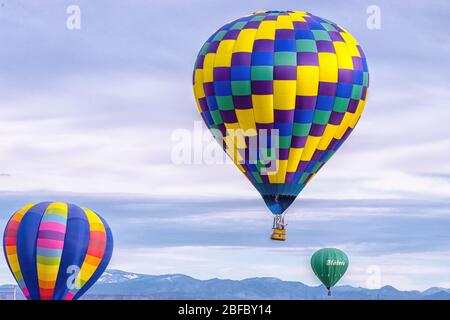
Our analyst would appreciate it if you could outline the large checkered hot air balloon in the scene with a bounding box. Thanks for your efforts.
[193,11,369,240]
[3,202,113,300]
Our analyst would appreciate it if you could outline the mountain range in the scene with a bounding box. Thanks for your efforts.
[1,269,449,300]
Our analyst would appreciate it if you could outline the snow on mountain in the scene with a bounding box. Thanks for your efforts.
[83,270,450,300]
[1,270,450,300]
[98,270,144,284]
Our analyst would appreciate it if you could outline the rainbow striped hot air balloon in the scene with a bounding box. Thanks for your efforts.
[192,11,369,240]
[3,202,113,300]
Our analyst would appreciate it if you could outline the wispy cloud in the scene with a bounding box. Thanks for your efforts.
[1,192,449,290]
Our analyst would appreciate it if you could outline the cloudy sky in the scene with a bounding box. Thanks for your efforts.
[0,0,449,291]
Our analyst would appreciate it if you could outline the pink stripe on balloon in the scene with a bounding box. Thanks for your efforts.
[22,288,30,299]
[39,221,66,233]
[36,238,64,249]
[64,292,75,300]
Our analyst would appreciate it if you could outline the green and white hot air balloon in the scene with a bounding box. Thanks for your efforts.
[311,248,349,296]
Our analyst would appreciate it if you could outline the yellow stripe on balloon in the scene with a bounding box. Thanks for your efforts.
[287,148,304,173]
[233,29,257,52]
[193,70,205,97]
[214,40,235,67]
[235,109,257,132]
[339,27,359,45]
[8,257,20,272]
[255,20,276,40]
[317,124,339,151]
[6,253,20,273]
[44,202,68,217]
[300,136,322,161]
[333,42,354,69]
[37,264,60,281]
[224,122,240,131]
[83,208,106,225]
[268,160,288,183]
[73,209,106,287]
[193,67,205,113]
[252,95,274,123]
[79,264,97,282]
[202,53,215,83]
[340,30,360,57]
[297,66,319,95]
[334,112,353,139]
[318,53,338,83]
[274,80,296,110]
[276,15,294,29]
[349,100,366,128]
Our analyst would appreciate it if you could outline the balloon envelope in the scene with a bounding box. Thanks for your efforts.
[193,11,369,215]
[311,248,349,291]
[3,202,113,300]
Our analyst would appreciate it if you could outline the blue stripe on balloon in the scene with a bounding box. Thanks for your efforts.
[40,213,67,224]
[251,52,274,66]
[274,123,293,136]
[294,109,314,123]
[336,83,352,98]
[52,203,90,300]
[230,66,250,81]
[16,202,51,300]
[73,213,114,300]
[213,81,232,96]
[36,248,63,257]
